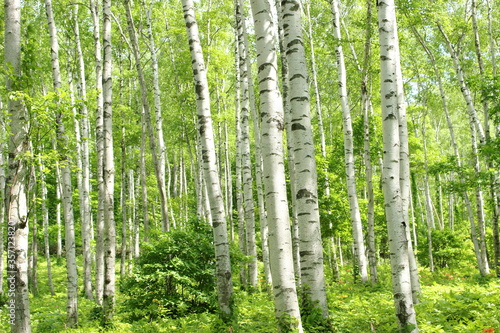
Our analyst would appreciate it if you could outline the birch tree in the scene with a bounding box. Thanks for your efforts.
[45,0,78,326]
[377,0,418,330]
[90,0,105,304]
[73,4,93,300]
[102,0,117,325]
[250,0,303,330]
[5,0,31,330]
[181,0,233,319]
[235,0,258,291]
[329,0,369,284]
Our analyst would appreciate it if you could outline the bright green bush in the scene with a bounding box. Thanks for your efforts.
[120,219,217,320]
[417,228,475,269]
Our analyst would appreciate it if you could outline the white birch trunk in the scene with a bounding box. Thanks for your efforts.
[5,3,31,328]
[377,0,418,330]
[330,0,369,284]
[236,0,258,290]
[182,0,233,318]
[102,0,116,324]
[250,0,303,330]
[90,0,105,305]
[393,17,421,303]
[124,0,170,232]
[73,4,93,300]
[275,2,301,287]
[44,0,78,325]
[281,0,328,314]
[39,154,55,296]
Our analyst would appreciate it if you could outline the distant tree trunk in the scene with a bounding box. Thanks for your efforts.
[330,0,369,284]
[73,4,94,300]
[235,64,247,287]
[412,25,484,275]
[235,0,258,290]
[54,142,62,260]
[182,0,233,319]
[29,181,39,295]
[422,113,435,272]
[90,0,105,305]
[357,0,378,284]
[140,104,150,242]
[437,25,490,277]
[120,127,127,278]
[124,0,170,232]
[45,0,79,326]
[304,2,329,196]
[250,0,303,330]
[377,0,418,330]
[39,154,55,296]
[102,0,116,325]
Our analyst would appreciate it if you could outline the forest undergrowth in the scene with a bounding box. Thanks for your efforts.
[1,257,499,333]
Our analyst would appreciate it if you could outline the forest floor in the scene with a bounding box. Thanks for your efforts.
[1,257,499,332]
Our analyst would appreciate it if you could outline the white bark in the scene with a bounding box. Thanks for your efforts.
[73,4,93,300]
[330,0,368,284]
[39,155,55,296]
[124,0,170,232]
[90,0,105,305]
[236,0,258,290]
[250,0,302,330]
[182,0,233,318]
[102,0,116,324]
[377,0,418,330]
[5,3,31,330]
[281,0,328,314]
[45,0,78,326]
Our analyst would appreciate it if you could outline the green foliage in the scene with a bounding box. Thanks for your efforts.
[299,286,333,333]
[120,219,217,320]
[417,228,475,269]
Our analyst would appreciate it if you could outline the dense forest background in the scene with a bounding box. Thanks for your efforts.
[1,0,500,332]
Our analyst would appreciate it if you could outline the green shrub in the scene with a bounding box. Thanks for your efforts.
[120,219,217,320]
[417,228,475,269]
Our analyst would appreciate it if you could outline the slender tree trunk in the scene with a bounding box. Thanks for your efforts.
[330,0,369,284]
[45,0,79,326]
[234,61,247,287]
[73,4,93,300]
[54,142,62,260]
[39,154,55,296]
[124,0,170,232]
[412,25,486,275]
[235,0,258,290]
[90,0,105,305]
[377,0,418,330]
[140,104,150,242]
[304,2,329,196]
[102,0,116,325]
[29,181,38,295]
[182,0,233,319]
[422,114,435,272]
[250,0,303,330]
[120,128,127,278]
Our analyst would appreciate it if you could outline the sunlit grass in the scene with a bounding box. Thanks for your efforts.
[1,257,499,332]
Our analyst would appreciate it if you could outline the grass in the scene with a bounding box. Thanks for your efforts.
[1,256,499,332]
